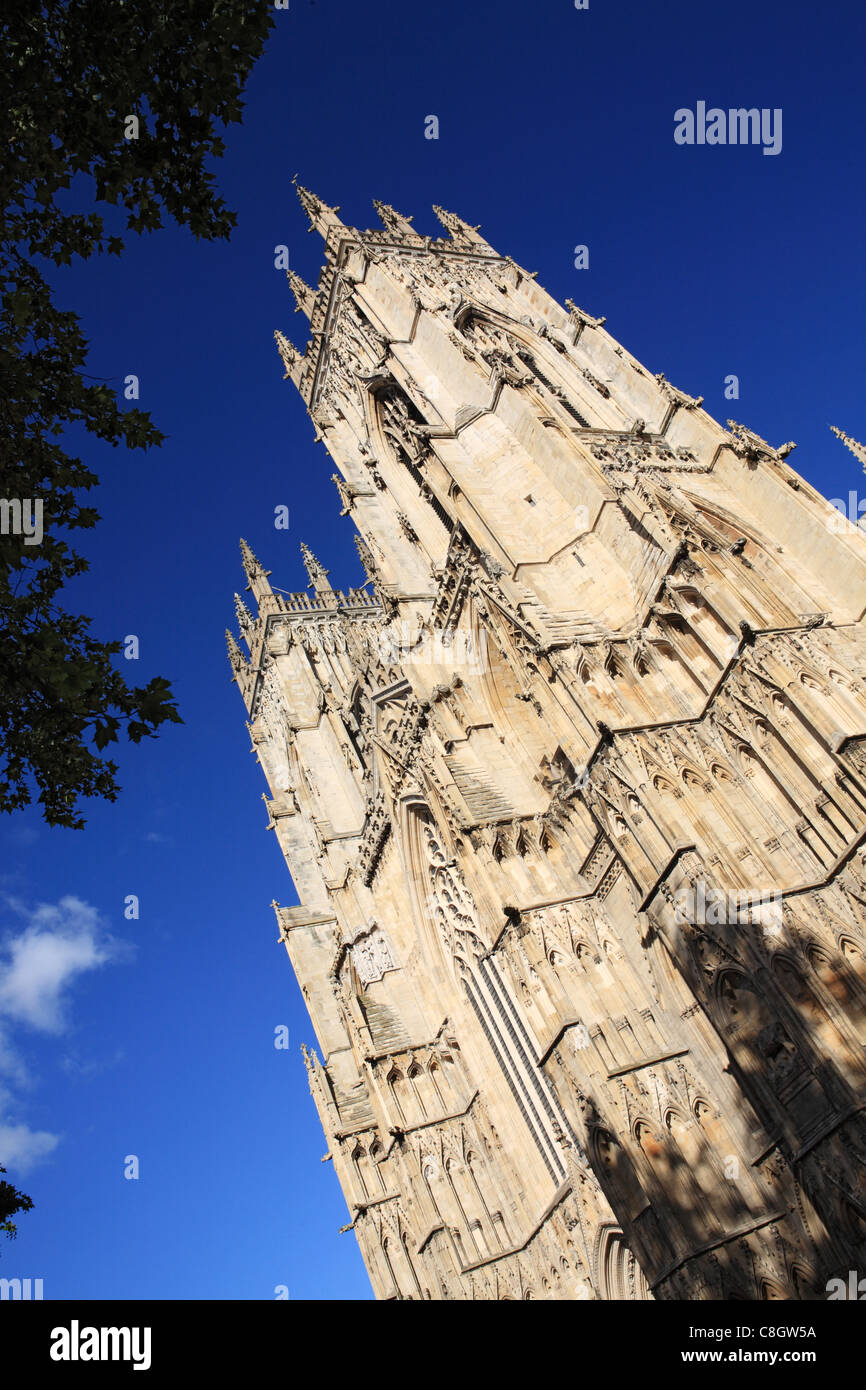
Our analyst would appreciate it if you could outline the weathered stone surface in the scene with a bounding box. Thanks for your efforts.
[228,190,866,1301]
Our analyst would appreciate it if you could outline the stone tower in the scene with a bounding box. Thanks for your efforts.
[228,186,866,1300]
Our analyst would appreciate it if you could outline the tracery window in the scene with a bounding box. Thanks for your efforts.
[460,314,591,427]
[376,383,454,534]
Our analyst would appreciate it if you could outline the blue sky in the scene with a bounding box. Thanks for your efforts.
[1,0,863,1300]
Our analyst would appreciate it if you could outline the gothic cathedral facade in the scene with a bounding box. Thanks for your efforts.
[228,187,866,1300]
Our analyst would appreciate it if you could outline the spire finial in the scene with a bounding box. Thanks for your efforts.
[432,204,489,248]
[240,537,268,579]
[234,592,255,647]
[274,329,298,372]
[226,628,245,675]
[274,329,304,388]
[831,425,866,469]
[240,538,273,603]
[372,199,421,241]
[354,534,382,588]
[293,180,345,238]
[354,535,392,616]
[286,267,317,319]
[300,541,333,595]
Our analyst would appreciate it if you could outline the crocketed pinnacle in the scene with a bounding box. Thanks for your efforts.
[432,204,488,247]
[225,628,245,674]
[831,425,866,469]
[274,329,300,379]
[293,177,345,238]
[300,541,333,594]
[286,267,317,318]
[234,592,254,631]
[373,199,422,241]
[354,533,379,583]
[240,538,273,603]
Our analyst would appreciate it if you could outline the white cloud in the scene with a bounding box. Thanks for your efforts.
[0,895,123,1033]
[0,1122,59,1173]
[0,895,129,1175]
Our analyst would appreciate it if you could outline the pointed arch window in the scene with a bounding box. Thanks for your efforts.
[375,383,454,534]
[460,313,591,428]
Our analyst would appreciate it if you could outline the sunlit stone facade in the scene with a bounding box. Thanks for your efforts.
[228,188,866,1300]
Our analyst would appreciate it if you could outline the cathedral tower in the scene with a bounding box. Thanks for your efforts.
[229,186,866,1300]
